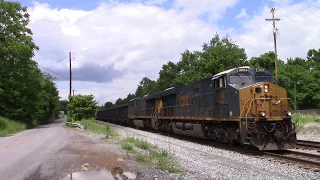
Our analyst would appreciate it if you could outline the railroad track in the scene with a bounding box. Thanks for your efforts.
[296,140,320,150]
[262,151,320,172]
[98,121,320,172]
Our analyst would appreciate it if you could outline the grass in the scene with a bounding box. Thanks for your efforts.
[121,141,135,153]
[120,136,182,174]
[292,113,320,125]
[69,118,119,137]
[0,116,27,136]
[291,113,320,133]
[122,136,150,150]
[67,115,73,122]
[136,149,181,173]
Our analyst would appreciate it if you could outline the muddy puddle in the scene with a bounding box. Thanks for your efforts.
[62,167,137,180]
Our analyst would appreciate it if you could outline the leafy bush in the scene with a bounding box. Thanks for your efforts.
[68,95,97,120]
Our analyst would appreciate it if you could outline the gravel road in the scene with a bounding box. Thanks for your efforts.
[0,117,175,180]
[0,118,70,180]
[109,123,320,180]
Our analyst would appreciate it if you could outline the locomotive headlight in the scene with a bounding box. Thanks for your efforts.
[264,85,269,93]
[286,111,292,117]
[260,111,266,117]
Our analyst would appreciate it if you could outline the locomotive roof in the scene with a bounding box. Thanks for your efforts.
[212,66,250,79]
[145,86,177,100]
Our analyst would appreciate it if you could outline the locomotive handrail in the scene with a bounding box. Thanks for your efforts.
[240,99,249,118]
[244,99,255,130]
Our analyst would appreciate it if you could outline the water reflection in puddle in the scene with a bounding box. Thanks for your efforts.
[62,169,137,180]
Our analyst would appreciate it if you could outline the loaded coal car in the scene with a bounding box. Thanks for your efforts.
[96,104,129,125]
[96,66,297,151]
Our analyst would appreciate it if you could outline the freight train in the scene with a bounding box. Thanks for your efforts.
[96,67,297,151]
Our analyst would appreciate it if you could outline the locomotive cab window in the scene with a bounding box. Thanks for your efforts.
[255,75,272,83]
[213,75,226,89]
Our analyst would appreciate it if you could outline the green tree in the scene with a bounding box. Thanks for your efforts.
[0,0,60,126]
[68,95,97,120]
[104,102,113,108]
[249,51,275,72]
[59,99,69,114]
[157,61,179,90]
[135,77,157,97]
[156,33,248,90]
[198,33,248,76]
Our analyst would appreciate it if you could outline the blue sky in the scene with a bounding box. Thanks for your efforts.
[19,0,320,103]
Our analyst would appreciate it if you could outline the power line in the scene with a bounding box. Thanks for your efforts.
[282,3,320,19]
[38,64,70,80]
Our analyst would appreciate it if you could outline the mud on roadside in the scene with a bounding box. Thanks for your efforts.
[25,127,177,180]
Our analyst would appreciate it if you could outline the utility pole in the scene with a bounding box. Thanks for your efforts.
[266,8,281,84]
[69,52,72,97]
[72,89,77,96]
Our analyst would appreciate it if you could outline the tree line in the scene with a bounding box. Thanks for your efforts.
[103,34,320,110]
[0,0,60,126]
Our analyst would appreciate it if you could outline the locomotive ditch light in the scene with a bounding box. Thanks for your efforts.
[286,111,292,117]
[264,85,269,93]
[259,111,266,117]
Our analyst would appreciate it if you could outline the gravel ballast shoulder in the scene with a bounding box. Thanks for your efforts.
[297,123,320,142]
[109,123,320,180]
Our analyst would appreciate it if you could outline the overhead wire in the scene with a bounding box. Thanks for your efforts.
[282,3,320,19]
[38,64,70,80]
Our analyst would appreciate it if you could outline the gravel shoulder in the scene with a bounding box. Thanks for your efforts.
[108,122,320,180]
[296,123,320,142]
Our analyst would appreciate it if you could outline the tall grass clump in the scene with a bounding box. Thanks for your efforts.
[121,142,133,151]
[123,136,150,150]
[0,117,27,136]
[137,149,181,173]
[80,119,119,137]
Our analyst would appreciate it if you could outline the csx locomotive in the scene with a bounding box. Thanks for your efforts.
[96,67,297,151]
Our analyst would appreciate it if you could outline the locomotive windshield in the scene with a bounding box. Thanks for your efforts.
[255,75,272,82]
[229,75,253,86]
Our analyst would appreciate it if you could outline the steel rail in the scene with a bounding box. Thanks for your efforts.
[297,140,320,149]
[263,151,320,171]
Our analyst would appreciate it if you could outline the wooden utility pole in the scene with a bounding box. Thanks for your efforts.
[69,52,72,96]
[72,89,77,96]
[266,8,281,84]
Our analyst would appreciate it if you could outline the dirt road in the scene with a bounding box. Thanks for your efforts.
[0,118,143,180]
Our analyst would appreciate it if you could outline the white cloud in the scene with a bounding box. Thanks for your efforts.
[173,0,240,21]
[27,0,320,103]
[234,1,320,61]
[235,8,247,19]
[27,1,238,102]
